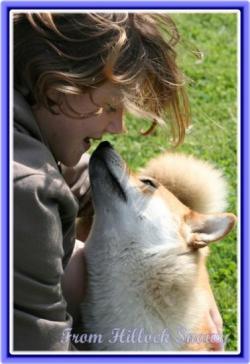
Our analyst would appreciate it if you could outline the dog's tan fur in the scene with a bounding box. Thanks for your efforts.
[77,146,236,351]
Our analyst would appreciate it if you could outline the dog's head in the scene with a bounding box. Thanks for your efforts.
[89,141,236,255]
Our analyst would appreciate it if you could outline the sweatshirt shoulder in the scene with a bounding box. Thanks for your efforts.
[14,126,59,180]
[14,130,78,214]
[14,167,78,225]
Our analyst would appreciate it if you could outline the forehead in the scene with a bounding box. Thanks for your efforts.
[155,186,189,217]
[131,175,189,219]
[91,81,122,104]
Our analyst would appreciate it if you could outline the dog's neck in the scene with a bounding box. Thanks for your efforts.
[83,237,203,350]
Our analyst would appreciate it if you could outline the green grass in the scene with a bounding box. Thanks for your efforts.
[91,13,238,351]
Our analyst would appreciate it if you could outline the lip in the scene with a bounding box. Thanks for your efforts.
[83,135,104,152]
[83,138,91,152]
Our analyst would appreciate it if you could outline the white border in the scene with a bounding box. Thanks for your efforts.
[11,9,240,13]
[9,5,14,357]
[236,5,241,358]
[9,8,241,356]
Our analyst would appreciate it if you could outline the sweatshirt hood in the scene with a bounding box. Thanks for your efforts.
[14,89,45,144]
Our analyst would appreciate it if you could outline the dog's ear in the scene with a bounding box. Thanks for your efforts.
[186,211,236,249]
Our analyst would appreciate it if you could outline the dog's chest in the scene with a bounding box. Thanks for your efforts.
[81,276,199,351]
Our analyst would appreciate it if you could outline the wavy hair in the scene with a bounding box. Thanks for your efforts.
[14,12,190,144]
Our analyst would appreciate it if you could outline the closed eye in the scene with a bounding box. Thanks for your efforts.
[106,103,117,113]
[139,177,159,189]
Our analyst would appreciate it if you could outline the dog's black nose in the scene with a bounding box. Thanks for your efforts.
[96,141,113,150]
[91,141,114,159]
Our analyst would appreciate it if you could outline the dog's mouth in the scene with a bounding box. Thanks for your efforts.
[89,141,128,202]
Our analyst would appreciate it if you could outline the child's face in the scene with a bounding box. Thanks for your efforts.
[32,82,125,167]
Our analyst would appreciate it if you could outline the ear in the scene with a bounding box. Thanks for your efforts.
[46,88,62,105]
[186,211,237,249]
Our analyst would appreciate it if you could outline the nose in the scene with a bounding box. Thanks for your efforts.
[106,109,126,135]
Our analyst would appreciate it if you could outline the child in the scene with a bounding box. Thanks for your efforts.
[13,12,222,350]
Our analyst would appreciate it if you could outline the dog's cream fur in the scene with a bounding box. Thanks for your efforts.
[79,142,236,351]
[140,153,228,213]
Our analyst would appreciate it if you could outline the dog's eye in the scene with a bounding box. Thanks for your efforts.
[140,177,159,189]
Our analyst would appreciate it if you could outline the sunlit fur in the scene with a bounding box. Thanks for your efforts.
[140,152,228,213]
[80,145,236,351]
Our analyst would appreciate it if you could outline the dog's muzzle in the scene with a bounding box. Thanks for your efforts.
[89,141,128,202]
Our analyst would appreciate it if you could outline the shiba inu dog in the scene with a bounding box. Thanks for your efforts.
[79,141,236,351]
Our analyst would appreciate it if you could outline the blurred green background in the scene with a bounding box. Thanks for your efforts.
[91,13,238,351]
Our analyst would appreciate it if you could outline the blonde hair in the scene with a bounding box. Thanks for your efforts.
[14,13,190,145]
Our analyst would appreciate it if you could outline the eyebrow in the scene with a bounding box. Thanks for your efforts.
[91,87,123,107]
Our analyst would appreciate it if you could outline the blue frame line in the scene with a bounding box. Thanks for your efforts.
[241,0,250,361]
[1,1,249,363]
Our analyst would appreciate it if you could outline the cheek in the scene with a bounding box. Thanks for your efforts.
[82,115,107,135]
[143,197,175,223]
[133,196,181,247]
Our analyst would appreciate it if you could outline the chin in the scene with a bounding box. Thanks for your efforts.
[60,154,82,167]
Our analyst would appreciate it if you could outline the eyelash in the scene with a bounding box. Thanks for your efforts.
[140,178,158,189]
[106,104,117,113]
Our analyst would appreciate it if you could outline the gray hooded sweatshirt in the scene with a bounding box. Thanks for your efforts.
[13,90,89,351]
